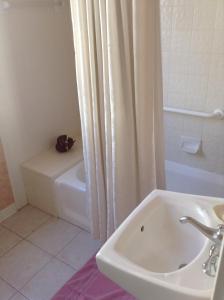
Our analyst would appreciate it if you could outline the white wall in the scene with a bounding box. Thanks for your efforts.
[161,0,224,174]
[0,0,81,208]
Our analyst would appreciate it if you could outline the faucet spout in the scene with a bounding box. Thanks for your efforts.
[180,216,224,277]
[179,216,223,245]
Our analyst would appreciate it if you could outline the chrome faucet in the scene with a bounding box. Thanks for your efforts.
[179,216,224,277]
[202,243,219,277]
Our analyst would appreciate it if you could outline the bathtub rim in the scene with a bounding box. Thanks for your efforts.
[56,160,86,192]
[165,160,224,186]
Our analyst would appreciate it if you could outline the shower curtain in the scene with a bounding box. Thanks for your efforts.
[70,0,165,240]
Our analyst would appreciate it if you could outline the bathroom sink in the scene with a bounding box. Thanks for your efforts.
[96,190,223,300]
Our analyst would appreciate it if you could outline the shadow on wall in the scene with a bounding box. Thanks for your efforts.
[0,141,14,210]
[0,1,81,208]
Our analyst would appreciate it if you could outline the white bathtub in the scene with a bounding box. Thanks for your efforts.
[55,159,224,231]
[166,160,224,198]
[55,160,90,231]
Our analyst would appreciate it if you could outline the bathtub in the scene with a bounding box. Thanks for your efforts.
[55,160,90,231]
[166,160,224,198]
[55,158,224,231]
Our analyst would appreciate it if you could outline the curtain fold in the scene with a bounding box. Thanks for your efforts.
[70,0,165,240]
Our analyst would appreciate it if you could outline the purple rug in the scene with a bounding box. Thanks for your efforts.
[52,256,136,300]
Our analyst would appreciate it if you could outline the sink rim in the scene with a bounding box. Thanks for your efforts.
[97,245,211,298]
[114,192,210,275]
[97,190,223,297]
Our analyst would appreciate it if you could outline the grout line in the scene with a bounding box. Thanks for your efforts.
[24,220,83,256]
[9,291,30,300]
[0,209,53,294]
[0,275,18,297]
[0,206,99,296]
[23,216,53,240]
[1,210,52,239]
[0,239,24,260]
[17,256,56,291]
[53,229,84,256]
[16,256,77,297]
[55,256,78,271]
[0,243,53,294]
[0,232,22,258]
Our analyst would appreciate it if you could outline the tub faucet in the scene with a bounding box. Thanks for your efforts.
[179,216,224,277]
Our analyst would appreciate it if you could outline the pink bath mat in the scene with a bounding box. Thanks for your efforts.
[52,256,136,300]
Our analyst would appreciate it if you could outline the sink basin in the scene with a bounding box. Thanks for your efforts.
[96,190,223,300]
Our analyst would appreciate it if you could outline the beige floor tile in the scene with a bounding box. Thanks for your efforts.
[0,277,16,300]
[21,258,75,300]
[10,293,29,300]
[0,227,22,256]
[57,231,101,270]
[0,240,51,289]
[2,206,50,238]
[27,218,81,255]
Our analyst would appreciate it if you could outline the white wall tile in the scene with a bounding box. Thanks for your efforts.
[161,7,173,30]
[161,31,172,52]
[173,6,194,30]
[215,1,224,29]
[193,1,217,30]
[190,31,213,54]
[213,30,224,54]
[171,31,192,53]
[160,0,224,174]
[188,54,211,76]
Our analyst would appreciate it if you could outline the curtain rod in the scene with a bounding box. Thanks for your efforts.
[0,0,64,11]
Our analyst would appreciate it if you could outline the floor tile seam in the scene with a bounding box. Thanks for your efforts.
[0,235,24,258]
[21,216,52,239]
[14,255,55,293]
[54,254,78,271]
[53,229,86,259]
[18,256,77,298]
[24,227,82,257]
[0,274,21,298]
[0,223,25,239]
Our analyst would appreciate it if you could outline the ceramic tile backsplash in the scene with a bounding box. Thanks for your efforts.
[0,141,14,210]
[161,0,224,174]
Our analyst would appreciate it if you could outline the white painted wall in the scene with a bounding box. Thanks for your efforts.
[0,0,81,208]
[160,0,224,174]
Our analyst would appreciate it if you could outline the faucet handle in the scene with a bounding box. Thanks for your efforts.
[215,224,224,242]
[217,224,224,232]
[203,244,220,277]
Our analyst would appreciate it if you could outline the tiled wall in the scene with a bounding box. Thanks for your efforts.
[160,0,224,174]
[0,140,14,210]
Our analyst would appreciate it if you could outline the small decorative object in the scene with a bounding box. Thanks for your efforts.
[55,135,75,153]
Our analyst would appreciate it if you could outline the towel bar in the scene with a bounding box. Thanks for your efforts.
[164,107,224,120]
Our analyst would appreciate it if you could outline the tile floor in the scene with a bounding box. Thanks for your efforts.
[0,205,102,300]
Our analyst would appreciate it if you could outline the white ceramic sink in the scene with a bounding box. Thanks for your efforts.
[96,190,224,300]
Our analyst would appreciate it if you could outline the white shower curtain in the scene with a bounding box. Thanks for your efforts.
[70,0,165,240]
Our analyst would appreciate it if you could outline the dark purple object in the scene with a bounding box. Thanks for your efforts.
[55,135,75,153]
